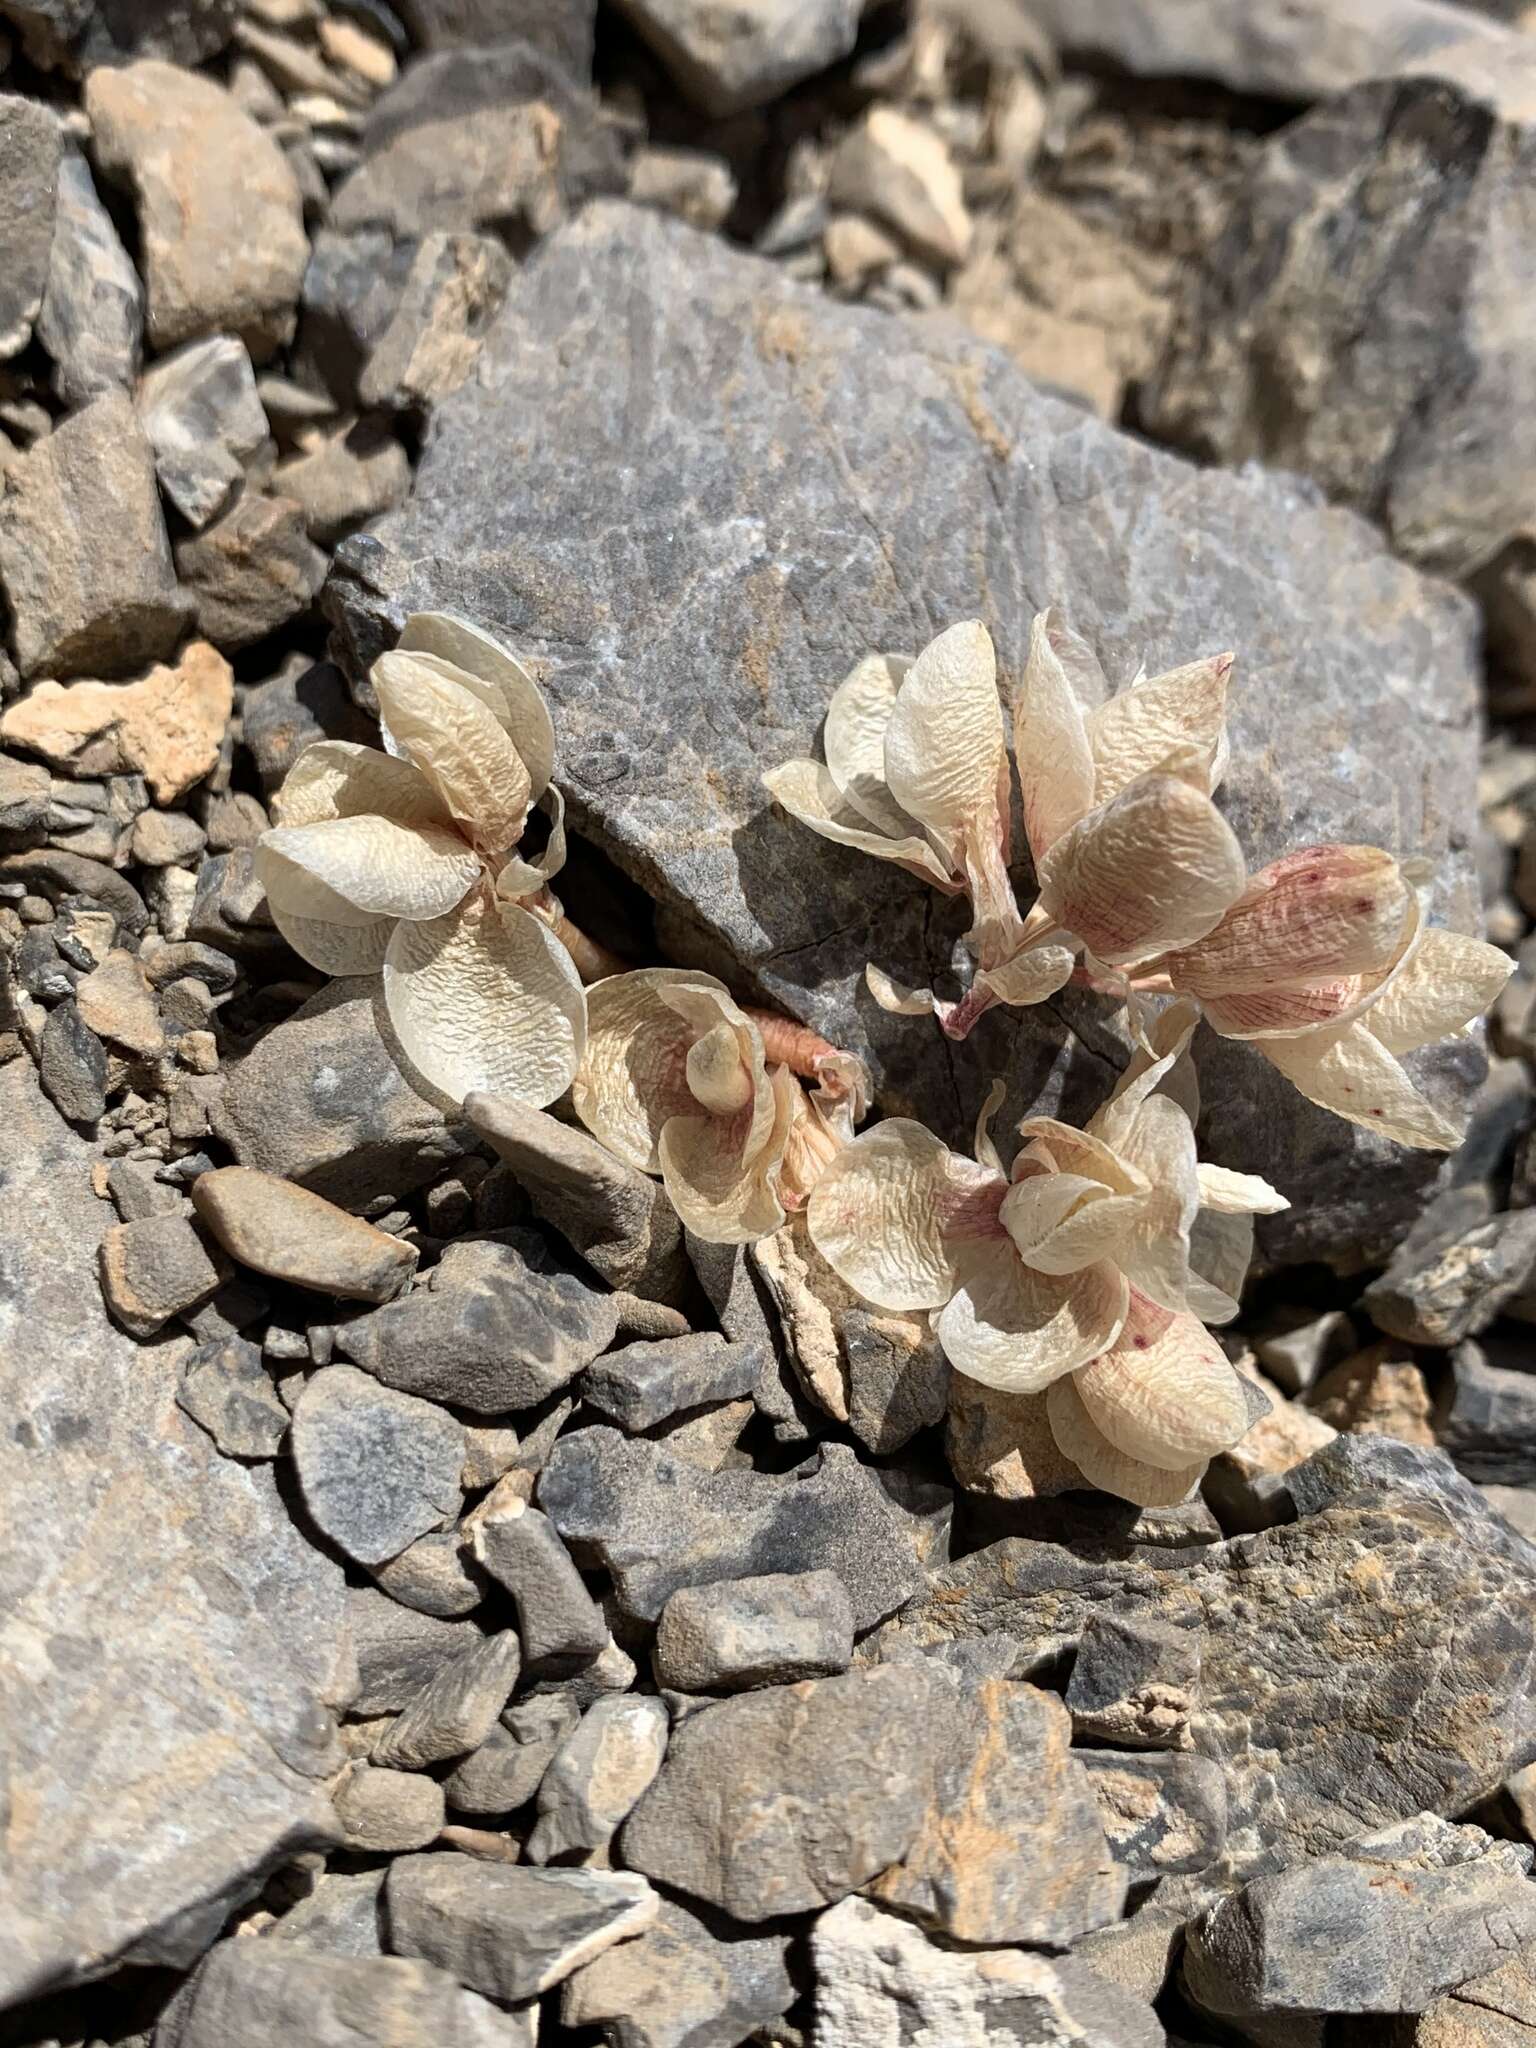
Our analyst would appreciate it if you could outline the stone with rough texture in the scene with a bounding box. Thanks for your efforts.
[0,95,63,358]
[1185,1814,1536,2021]
[346,1586,484,1716]
[1,641,233,804]
[153,1938,520,2047]
[334,1765,446,1853]
[1310,1341,1436,1445]
[86,59,308,358]
[871,1437,1536,1882]
[1,0,236,72]
[37,150,143,406]
[1066,1609,1200,1750]
[372,1530,485,1619]
[946,1377,1082,1499]
[140,335,270,530]
[539,1428,920,1628]
[265,1870,387,1959]
[561,1898,794,2048]
[810,1896,1165,2048]
[1394,1951,1536,2047]
[192,1166,417,1302]
[359,232,513,413]
[584,1331,762,1432]
[526,1693,670,1864]
[99,1211,229,1337]
[1078,1748,1228,1879]
[327,202,1485,1269]
[0,391,188,681]
[372,1628,522,1768]
[446,1693,581,1815]
[828,107,972,268]
[1436,1339,1536,1483]
[275,418,413,544]
[176,1334,290,1458]
[0,1061,348,2008]
[75,947,163,1056]
[241,655,376,791]
[613,0,858,113]
[465,1092,688,1302]
[212,978,473,1207]
[652,1569,854,1693]
[292,1365,463,1567]
[175,491,329,651]
[385,1854,658,2001]
[469,1498,609,1669]
[1365,1205,1536,1348]
[397,0,594,74]
[623,1664,955,1920]
[339,1229,617,1411]
[869,1678,1125,1945]
[37,999,108,1124]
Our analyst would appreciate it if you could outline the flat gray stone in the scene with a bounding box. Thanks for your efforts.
[175,490,328,652]
[621,1664,957,1919]
[265,1870,387,1960]
[384,1853,658,2001]
[613,0,858,113]
[372,1627,521,1768]
[652,1568,854,1693]
[358,231,514,414]
[140,334,269,530]
[37,150,143,405]
[1363,1208,1536,1347]
[333,1765,446,1854]
[1065,1609,1201,1750]
[583,1331,762,1433]
[526,1694,670,1865]
[538,1428,921,1629]
[372,1530,486,1618]
[37,998,108,1125]
[445,1692,581,1816]
[1435,1337,1536,1484]
[1184,1814,1536,2020]
[292,1365,463,1568]
[98,1211,229,1338]
[396,0,594,74]
[326,201,1485,1269]
[345,1586,485,1716]
[468,1499,609,1670]
[1077,1749,1228,1879]
[561,1898,794,2048]
[176,1334,290,1458]
[0,1060,348,2008]
[0,94,62,358]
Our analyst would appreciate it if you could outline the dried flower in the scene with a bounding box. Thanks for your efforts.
[255,612,585,1107]
[1153,846,1514,1148]
[805,1037,1285,1504]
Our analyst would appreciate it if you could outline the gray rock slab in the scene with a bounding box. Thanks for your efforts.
[292,1364,464,1567]
[176,1334,290,1457]
[810,1895,1165,2048]
[1435,1338,1536,1484]
[372,1627,522,1768]
[0,1060,348,2009]
[539,1428,921,1628]
[468,1499,609,1669]
[612,0,859,113]
[175,490,328,651]
[445,1692,582,1816]
[870,1437,1536,1883]
[345,1586,485,1716]
[325,201,1485,1269]
[384,1853,658,2001]
[560,1898,794,2048]
[1065,1609,1201,1750]
[526,1693,670,1864]
[333,1764,446,1853]
[211,977,474,1207]
[1363,1208,1536,1347]
[0,95,63,358]
[358,231,514,414]
[265,1870,387,1959]
[583,1331,762,1432]
[37,149,143,405]
[1078,1748,1228,1879]
[140,334,269,530]
[652,1568,854,1693]
[98,1210,229,1337]
[1184,1814,1536,2019]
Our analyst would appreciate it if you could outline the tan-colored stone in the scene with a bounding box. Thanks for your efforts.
[0,641,233,804]
[192,1165,418,1302]
[827,107,971,268]
[945,1375,1083,1498]
[1220,1358,1338,1479]
[1310,1342,1436,1447]
[318,15,398,88]
[823,211,902,285]
[75,949,164,1057]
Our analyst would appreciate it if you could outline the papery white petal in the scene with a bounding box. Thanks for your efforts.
[572,968,730,1172]
[1259,1022,1465,1150]
[496,786,567,901]
[1186,1207,1253,1324]
[823,652,924,838]
[1362,927,1513,1054]
[1074,1298,1251,1468]
[374,652,534,851]
[266,896,394,974]
[940,1247,1127,1394]
[258,815,479,921]
[271,739,450,830]
[1087,652,1233,809]
[1000,1174,1145,1276]
[686,1022,756,1115]
[1091,997,1203,1147]
[808,1119,1004,1311]
[1196,1163,1289,1215]
[975,943,1077,1008]
[973,1078,1006,1176]
[1013,608,1096,864]
[384,894,586,1109]
[1109,1094,1202,1315]
[1014,1117,1147,1197]
[763,760,957,888]
[1046,1371,1205,1507]
[1164,844,1413,998]
[883,621,1007,870]
[397,610,556,797]
[865,962,939,1015]
[659,1064,794,1246]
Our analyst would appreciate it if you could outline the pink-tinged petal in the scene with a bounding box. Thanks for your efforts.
[396,611,556,798]
[1090,996,1202,1149]
[865,963,939,1015]
[658,1067,792,1246]
[939,1246,1127,1394]
[572,968,724,1171]
[1015,1117,1147,1197]
[1259,1020,1464,1150]
[1108,1094,1202,1315]
[823,651,923,838]
[808,1118,1005,1311]
[1186,1208,1254,1324]
[1012,608,1095,864]
[1087,652,1233,809]
[1000,1173,1145,1276]
[1163,844,1413,998]
[1046,1372,1206,1507]
[271,739,449,830]
[1038,775,1247,967]
[1074,1294,1250,1469]
[883,620,1008,872]
[763,760,958,889]
[976,943,1078,1010]
[1363,927,1513,1054]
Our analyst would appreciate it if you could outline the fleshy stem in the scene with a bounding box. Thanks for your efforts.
[552,914,629,984]
[743,1008,841,1079]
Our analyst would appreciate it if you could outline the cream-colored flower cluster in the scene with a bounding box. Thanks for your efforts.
[257,607,1511,1507]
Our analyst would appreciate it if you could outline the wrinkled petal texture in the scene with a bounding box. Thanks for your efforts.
[763,760,956,889]
[659,1063,795,1245]
[1363,927,1512,1054]
[1074,1294,1250,1468]
[496,787,567,901]
[1259,1024,1463,1150]
[258,815,479,921]
[265,897,394,975]
[1013,608,1095,864]
[572,968,725,1172]
[374,651,533,853]
[384,893,585,1109]
[1087,653,1233,809]
[1164,844,1412,998]
[822,652,922,840]
[807,1119,1004,1311]
[1000,1172,1144,1276]
[1039,775,1246,967]
[271,739,449,830]
[940,1245,1127,1394]
[976,943,1077,1009]
[1108,1094,1202,1315]
[1196,1163,1288,1215]
[1046,1373,1205,1508]
[397,610,556,798]
[883,621,1007,872]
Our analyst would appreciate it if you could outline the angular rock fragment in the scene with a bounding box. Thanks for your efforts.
[828,106,972,267]
[468,1499,609,1670]
[86,58,309,358]
[75,948,163,1056]
[1066,1610,1200,1750]
[265,1869,388,1960]
[176,1335,291,1458]
[385,1853,657,2000]
[99,1211,229,1337]
[652,1569,854,1693]
[946,1377,1081,1499]
[810,1896,1164,2048]
[561,1898,794,2048]
[1435,1338,1536,1484]
[292,1365,463,1567]
[526,1694,670,1865]
[372,1628,521,1768]
[192,1166,417,1302]
[372,1530,485,1619]
[446,1692,581,1816]
[333,1764,446,1853]
[175,491,329,650]
[37,999,108,1124]
[0,94,61,359]
[339,1229,617,1412]
[297,226,419,406]
[465,1092,688,1302]
[346,1586,485,1716]
[397,0,595,74]
[621,1664,955,1919]
[240,655,376,792]
[583,1331,762,1433]
[613,0,858,114]
[1310,1341,1435,1445]
[140,335,270,530]
[37,150,143,406]
[0,641,233,804]
[1078,1749,1228,1879]
[274,418,412,543]
[1185,1814,1536,2020]
[1365,1209,1536,1347]
[328,202,1485,1268]
[359,232,513,412]
[539,1429,920,1628]
[0,391,189,680]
